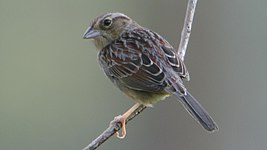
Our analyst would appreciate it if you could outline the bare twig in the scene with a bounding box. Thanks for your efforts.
[83,0,198,149]
[83,105,146,150]
[178,0,198,61]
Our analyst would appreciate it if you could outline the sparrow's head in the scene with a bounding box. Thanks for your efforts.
[83,12,138,50]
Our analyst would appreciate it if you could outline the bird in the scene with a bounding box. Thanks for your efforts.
[83,12,218,138]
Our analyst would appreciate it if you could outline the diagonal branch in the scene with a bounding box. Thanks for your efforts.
[82,0,198,149]
[82,105,146,150]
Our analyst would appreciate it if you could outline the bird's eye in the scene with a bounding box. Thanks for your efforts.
[103,18,112,27]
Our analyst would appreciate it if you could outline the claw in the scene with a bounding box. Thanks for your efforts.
[111,115,127,139]
[110,103,142,139]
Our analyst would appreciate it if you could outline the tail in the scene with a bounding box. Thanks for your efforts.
[174,91,218,132]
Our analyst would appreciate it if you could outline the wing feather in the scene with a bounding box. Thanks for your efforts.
[98,28,189,92]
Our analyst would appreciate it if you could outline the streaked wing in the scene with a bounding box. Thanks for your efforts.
[161,44,189,80]
[98,28,189,92]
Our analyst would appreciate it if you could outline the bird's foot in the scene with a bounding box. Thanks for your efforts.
[110,115,127,139]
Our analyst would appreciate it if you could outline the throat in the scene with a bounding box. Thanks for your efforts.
[94,37,110,50]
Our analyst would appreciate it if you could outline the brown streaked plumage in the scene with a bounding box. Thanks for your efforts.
[83,12,218,138]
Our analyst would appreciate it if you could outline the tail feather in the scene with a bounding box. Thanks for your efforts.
[174,91,218,132]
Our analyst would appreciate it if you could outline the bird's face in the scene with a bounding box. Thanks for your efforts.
[83,12,138,50]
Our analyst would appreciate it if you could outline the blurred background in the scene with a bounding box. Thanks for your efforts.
[1,0,267,150]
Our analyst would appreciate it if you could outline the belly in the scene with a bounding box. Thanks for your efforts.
[122,87,171,107]
[105,73,171,106]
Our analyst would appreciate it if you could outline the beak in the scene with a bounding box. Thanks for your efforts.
[83,26,101,39]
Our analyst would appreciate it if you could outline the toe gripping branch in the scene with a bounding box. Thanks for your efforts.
[110,104,146,139]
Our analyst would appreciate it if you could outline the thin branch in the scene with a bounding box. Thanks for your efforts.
[178,0,198,61]
[82,105,146,150]
[82,0,198,149]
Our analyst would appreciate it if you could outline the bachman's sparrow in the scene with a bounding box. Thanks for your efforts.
[83,12,218,138]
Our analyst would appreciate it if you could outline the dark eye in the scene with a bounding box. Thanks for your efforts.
[103,18,112,27]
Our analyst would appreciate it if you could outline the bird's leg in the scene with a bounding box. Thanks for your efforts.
[111,103,141,139]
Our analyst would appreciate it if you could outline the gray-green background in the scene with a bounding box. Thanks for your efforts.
[1,0,267,150]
